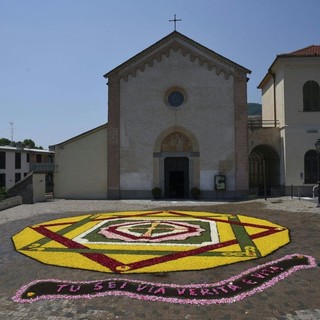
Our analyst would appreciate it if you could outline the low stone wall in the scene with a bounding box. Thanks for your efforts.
[0,196,22,211]
[7,172,45,204]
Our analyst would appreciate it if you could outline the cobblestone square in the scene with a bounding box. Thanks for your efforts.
[1,197,319,319]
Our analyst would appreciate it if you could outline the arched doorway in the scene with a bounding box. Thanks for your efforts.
[249,145,280,196]
[153,129,199,199]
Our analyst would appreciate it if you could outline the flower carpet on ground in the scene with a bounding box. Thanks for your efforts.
[12,254,317,304]
[12,210,318,304]
[12,210,290,273]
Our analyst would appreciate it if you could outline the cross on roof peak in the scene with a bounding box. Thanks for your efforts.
[169,14,182,31]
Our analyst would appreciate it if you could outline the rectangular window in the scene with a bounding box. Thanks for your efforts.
[0,173,5,188]
[15,172,21,183]
[0,152,5,169]
[36,154,42,163]
[15,153,21,169]
[27,153,30,163]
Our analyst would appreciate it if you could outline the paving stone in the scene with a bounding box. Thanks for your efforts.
[0,198,319,319]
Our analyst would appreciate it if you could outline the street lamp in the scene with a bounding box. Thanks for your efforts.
[315,138,320,207]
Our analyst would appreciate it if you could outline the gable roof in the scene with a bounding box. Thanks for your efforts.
[104,31,251,81]
[258,45,320,89]
[279,45,320,57]
[51,123,108,148]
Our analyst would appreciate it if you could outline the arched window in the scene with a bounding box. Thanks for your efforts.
[303,81,320,111]
[304,150,318,183]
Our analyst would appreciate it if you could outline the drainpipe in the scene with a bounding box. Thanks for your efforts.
[271,72,277,127]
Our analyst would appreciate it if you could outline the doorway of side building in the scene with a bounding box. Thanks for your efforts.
[165,157,189,198]
[249,145,280,196]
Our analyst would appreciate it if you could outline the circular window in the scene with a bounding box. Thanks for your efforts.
[168,91,184,107]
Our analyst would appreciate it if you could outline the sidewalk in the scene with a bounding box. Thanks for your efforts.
[0,197,319,319]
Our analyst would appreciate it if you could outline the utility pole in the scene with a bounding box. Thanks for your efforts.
[9,122,15,142]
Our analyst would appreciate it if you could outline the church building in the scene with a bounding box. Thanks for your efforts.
[53,31,251,200]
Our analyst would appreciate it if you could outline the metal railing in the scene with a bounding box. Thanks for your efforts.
[30,163,54,172]
[248,119,279,130]
[249,185,285,198]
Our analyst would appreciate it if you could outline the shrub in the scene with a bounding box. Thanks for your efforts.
[152,187,162,199]
[0,187,8,201]
[190,187,201,200]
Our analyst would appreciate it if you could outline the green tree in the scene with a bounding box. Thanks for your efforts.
[0,138,43,149]
[23,139,36,148]
[0,138,11,146]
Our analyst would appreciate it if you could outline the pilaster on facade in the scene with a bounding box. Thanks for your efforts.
[106,74,121,199]
[234,71,249,196]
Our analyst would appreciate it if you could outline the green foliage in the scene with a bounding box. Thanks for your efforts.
[152,187,162,199]
[190,187,201,195]
[23,139,36,148]
[0,138,43,149]
[190,187,201,200]
[0,138,11,146]
[0,187,8,201]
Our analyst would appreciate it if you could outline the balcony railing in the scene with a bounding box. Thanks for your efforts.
[30,163,54,172]
[248,119,279,130]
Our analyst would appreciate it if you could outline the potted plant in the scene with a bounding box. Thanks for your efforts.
[151,187,162,200]
[190,187,201,200]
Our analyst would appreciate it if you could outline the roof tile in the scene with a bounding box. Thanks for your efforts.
[279,45,320,56]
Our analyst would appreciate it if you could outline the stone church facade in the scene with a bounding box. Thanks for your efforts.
[53,31,251,199]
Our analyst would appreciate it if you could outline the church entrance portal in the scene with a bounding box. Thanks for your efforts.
[165,157,189,198]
